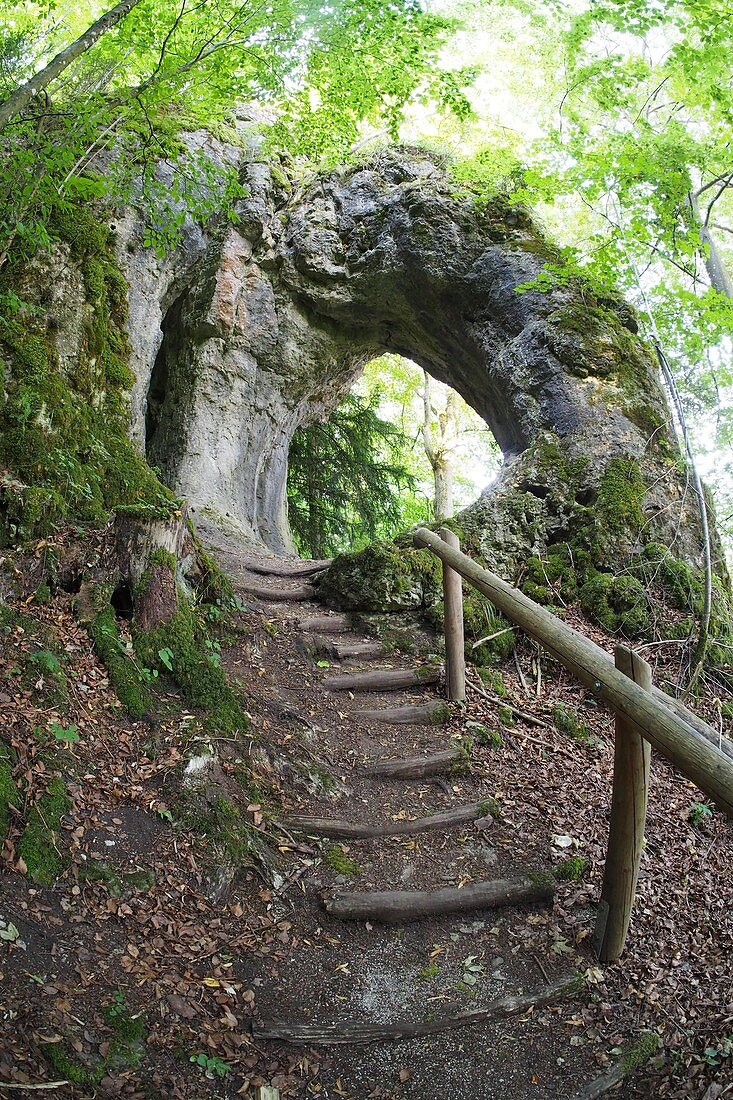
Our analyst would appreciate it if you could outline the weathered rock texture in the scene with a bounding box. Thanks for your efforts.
[115,142,707,589]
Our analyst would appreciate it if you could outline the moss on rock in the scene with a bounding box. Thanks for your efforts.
[319,538,428,611]
[597,458,646,543]
[579,573,650,638]
[0,199,173,543]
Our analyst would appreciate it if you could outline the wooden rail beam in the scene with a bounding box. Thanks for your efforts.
[412,527,733,818]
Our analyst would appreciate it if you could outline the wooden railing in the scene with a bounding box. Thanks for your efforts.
[414,526,733,962]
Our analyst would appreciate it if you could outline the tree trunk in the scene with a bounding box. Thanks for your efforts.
[421,372,457,521]
[0,0,144,130]
[689,191,733,299]
[433,457,454,521]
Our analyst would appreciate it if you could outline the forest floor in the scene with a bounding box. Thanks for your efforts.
[1,526,732,1099]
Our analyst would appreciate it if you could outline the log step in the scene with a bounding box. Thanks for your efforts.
[303,635,384,661]
[282,798,498,840]
[247,559,332,578]
[322,666,441,693]
[253,973,582,1044]
[356,702,450,726]
[323,872,555,923]
[238,579,316,602]
[332,639,384,660]
[364,749,460,778]
[297,614,352,634]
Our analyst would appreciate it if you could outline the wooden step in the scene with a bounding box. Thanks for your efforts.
[297,614,351,634]
[323,872,556,923]
[247,559,332,578]
[303,635,384,661]
[356,702,450,726]
[238,579,316,602]
[282,798,498,840]
[253,973,582,1044]
[364,749,459,778]
[322,666,441,693]
[331,639,384,660]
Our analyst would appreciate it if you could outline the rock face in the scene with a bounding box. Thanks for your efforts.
[115,142,708,581]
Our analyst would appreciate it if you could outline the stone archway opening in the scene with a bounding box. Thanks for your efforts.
[285,351,503,559]
[125,147,702,581]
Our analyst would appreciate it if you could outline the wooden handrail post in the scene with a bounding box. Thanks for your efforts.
[594,645,652,963]
[439,527,465,702]
[411,527,733,817]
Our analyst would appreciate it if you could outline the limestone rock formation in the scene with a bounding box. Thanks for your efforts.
[115,142,707,593]
[2,135,720,622]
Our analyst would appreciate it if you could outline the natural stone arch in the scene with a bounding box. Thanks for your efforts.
[125,146,705,583]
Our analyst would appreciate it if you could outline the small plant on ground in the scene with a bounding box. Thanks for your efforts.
[553,703,592,744]
[50,721,79,745]
[554,856,588,882]
[460,955,484,986]
[190,1052,230,1078]
[688,801,713,827]
[418,962,440,980]
[696,1035,733,1068]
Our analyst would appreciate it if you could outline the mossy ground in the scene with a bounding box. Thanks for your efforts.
[324,844,361,878]
[79,860,155,897]
[134,600,247,737]
[554,856,588,882]
[43,995,147,1084]
[553,704,593,746]
[88,602,154,718]
[176,790,261,868]
[0,741,19,840]
[18,776,71,884]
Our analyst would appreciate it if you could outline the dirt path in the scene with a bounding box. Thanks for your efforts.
[4,529,730,1099]
[205,533,607,1100]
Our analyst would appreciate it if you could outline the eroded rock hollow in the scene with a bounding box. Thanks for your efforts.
[118,143,708,591]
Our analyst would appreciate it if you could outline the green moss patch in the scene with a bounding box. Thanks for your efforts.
[132,557,248,735]
[176,791,260,867]
[18,776,70,883]
[597,458,646,544]
[324,844,361,877]
[0,199,173,543]
[0,742,20,840]
[79,860,155,897]
[134,604,246,735]
[579,573,650,638]
[552,704,593,745]
[465,721,501,748]
[88,603,153,718]
[43,993,147,1085]
[554,856,588,882]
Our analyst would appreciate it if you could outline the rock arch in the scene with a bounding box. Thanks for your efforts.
[121,146,705,579]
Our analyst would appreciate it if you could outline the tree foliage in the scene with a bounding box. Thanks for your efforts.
[0,0,458,268]
[287,391,418,560]
[436,0,733,558]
